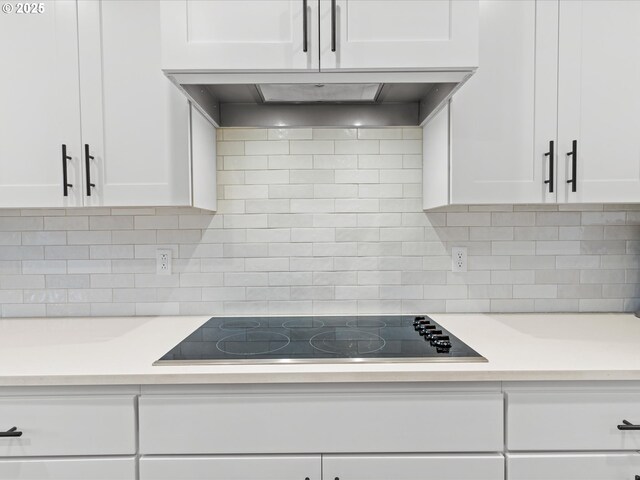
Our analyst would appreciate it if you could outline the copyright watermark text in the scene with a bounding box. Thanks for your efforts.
[2,3,46,14]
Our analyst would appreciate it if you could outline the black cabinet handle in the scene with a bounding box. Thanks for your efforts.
[618,420,640,431]
[331,0,337,52]
[0,427,22,437]
[543,140,554,193]
[302,0,308,52]
[61,144,73,197]
[84,144,96,196]
[566,139,577,193]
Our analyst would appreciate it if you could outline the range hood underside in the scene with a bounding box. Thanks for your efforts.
[169,71,474,128]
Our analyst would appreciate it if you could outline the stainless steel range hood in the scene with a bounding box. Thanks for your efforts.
[165,70,474,128]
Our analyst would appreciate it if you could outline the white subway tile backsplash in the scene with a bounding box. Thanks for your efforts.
[574,220,611,234]
[313,155,357,169]
[217,141,245,155]
[268,128,312,140]
[21,231,65,245]
[290,140,333,155]
[312,128,357,140]
[0,127,637,317]
[358,128,403,140]
[334,140,379,154]
[22,260,66,274]
[290,199,335,213]
[245,286,288,301]
[314,184,358,199]
[44,216,88,231]
[379,139,422,154]
[224,155,268,170]
[0,233,20,247]
[223,128,267,141]
[269,154,313,169]
[245,170,289,185]
[269,185,314,199]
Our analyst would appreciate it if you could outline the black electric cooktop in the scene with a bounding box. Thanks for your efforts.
[155,315,486,365]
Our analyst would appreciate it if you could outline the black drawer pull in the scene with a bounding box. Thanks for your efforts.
[331,0,336,52]
[302,0,308,52]
[61,144,73,197]
[84,144,96,196]
[0,427,22,437]
[566,139,577,192]
[617,420,640,430]
[543,140,554,193]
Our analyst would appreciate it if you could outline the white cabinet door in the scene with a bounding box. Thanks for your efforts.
[506,391,640,451]
[0,457,135,480]
[0,1,83,208]
[557,1,640,203]
[508,453,640,480]
[319,0,478,71]
[449,0,558,205]
[78,0,190,207]
[190,105,218,212]
[139,392,503,454]
[161,0,319,71]
[323,454,504,480]
[0,396,136,457]
[140,456,321,480]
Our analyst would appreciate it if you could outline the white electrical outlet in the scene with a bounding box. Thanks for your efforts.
[451,247,467,272]
[156,249,172,275]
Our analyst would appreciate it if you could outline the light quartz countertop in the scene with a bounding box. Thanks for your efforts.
[0,313,639,386]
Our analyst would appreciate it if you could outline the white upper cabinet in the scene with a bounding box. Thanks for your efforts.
[78,0,191,207]
[427,0,640,209]
[557,0,640,203]
[161,0,319,71]
[449,0,558,205]
[319,0,478,71]
[190,105,218,212]
[0,1,83,208]
[161,0,477,72]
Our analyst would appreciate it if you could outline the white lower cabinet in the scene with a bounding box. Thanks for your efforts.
[0,457,135,480]
[323,454,504,480]
[507,453,640,480]
[0,395,136,457]
[6,382,640,480]
[506,390,640,451]
[140,455,321,480]
[140,454,504,480]
[139,391,503,454]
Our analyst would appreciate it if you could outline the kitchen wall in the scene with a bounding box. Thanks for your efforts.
[0,127,638,317]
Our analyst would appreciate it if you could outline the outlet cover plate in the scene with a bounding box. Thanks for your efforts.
[451,246,467,273]
[156,249,172,275]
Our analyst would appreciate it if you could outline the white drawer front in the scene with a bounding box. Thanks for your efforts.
[139,392,503,454]
[508,453,640,480]
[0,396,136,457]
[323,454,505,480]
[507,391,640,451]
[140,455,321,480]
[0,457,136,480]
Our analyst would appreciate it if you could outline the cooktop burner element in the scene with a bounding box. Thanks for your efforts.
[155,315,486,365]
